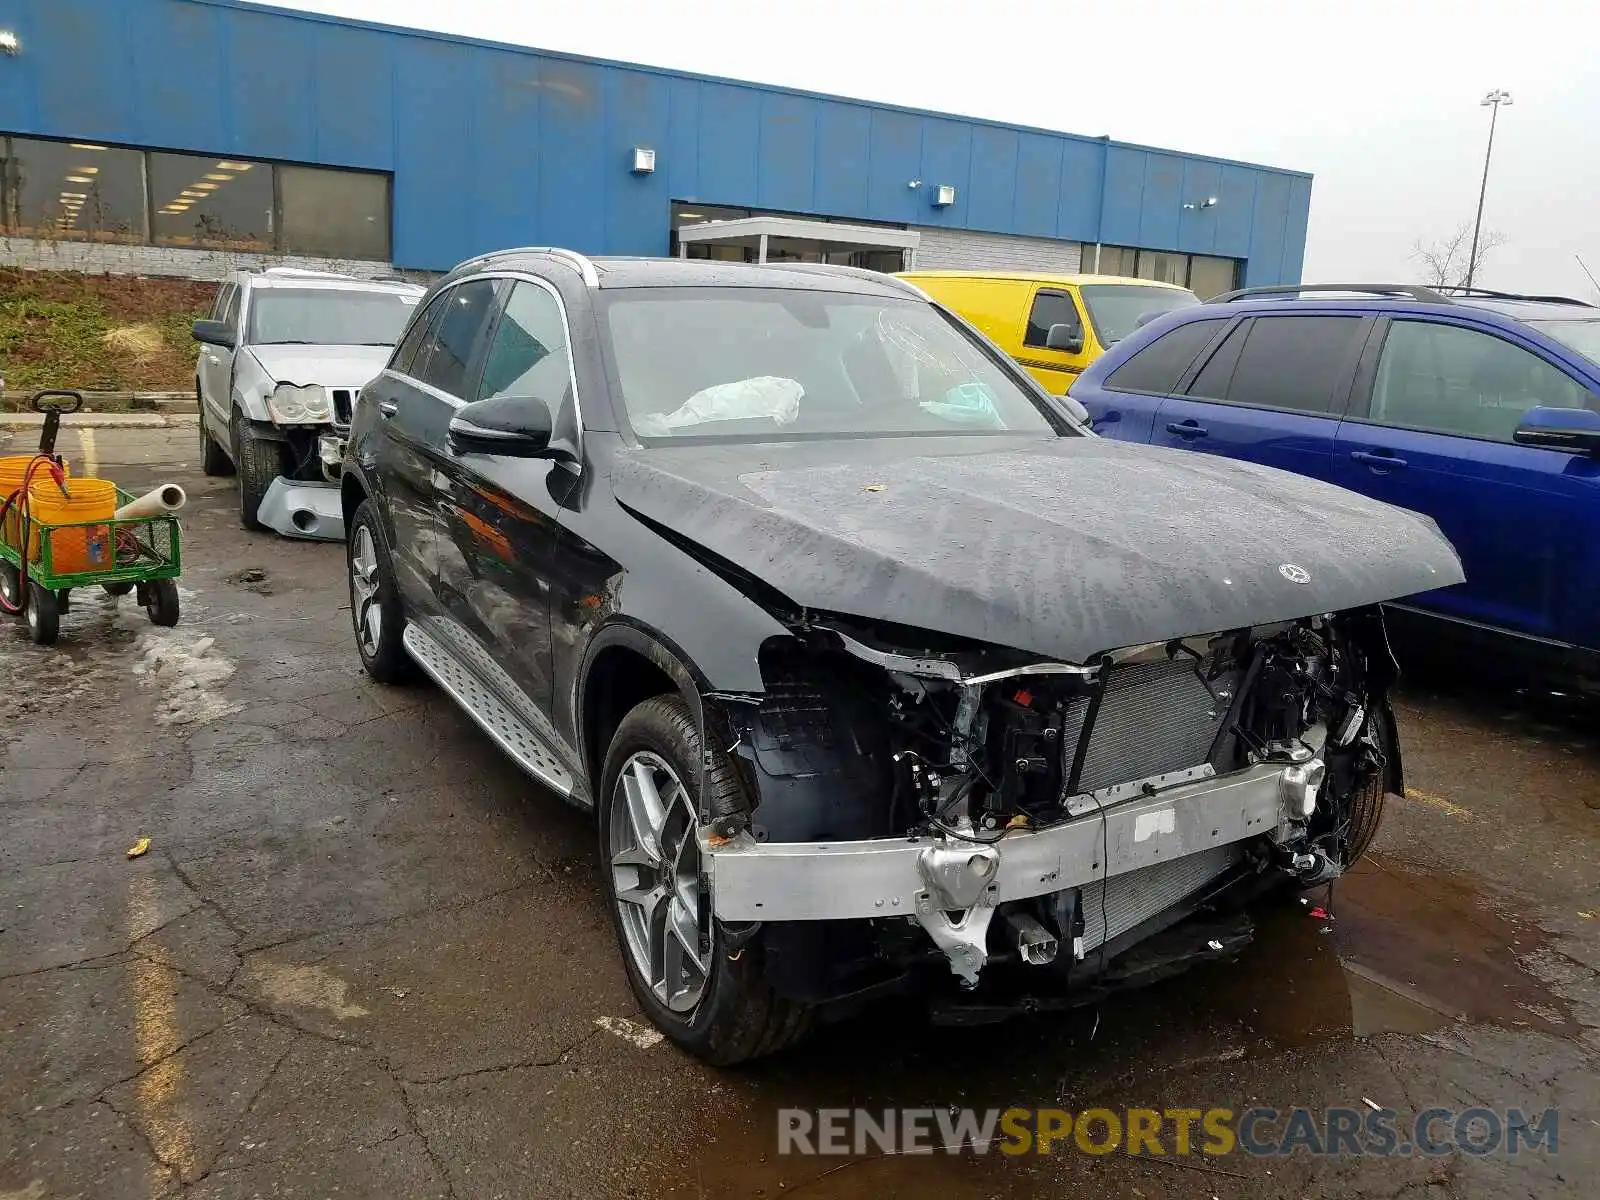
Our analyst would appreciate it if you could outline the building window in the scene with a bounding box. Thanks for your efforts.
[0,136,148,242]
[1186,255,1239,300]
[149,150,275,251]
[2,133,391,261]
[278,164,390,260]
[1092,246,1240,299]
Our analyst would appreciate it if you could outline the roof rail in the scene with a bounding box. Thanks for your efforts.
[1208,283,1453,304]
[459,246,600,288]
[259,266,360,280]
[757,261,930,299]
[1433,285,1595,307]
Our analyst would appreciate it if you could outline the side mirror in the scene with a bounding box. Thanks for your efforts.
[448,394,558,459]
[192,319,234,348]
[1045,323,1085,355]
[1059,392,1092,428]
[1512,405,1600,455]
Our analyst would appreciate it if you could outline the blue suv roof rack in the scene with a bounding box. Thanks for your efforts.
[1208,283,1452,304]
[1432,285,1595,307]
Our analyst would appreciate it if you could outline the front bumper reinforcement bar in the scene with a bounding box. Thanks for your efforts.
[703,756,1311,985]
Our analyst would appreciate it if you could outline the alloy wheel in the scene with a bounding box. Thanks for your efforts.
[349,525,383,656]
[609,751,710,1013]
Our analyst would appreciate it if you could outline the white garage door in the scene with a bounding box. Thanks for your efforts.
[913,227,1083,273]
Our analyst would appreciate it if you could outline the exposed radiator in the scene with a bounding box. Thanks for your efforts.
[1079,843,1240,951]
[1061,655,1238,796]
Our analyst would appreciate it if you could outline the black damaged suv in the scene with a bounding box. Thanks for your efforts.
[340,248,1462,1063]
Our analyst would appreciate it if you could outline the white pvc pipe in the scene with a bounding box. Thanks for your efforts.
[113,484,187,520]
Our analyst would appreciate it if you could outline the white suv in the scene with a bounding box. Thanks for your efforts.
[192,267,425,538]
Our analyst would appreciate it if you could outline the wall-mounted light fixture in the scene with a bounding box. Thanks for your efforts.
[1182,195,1220,211]
[933,184,957,207]
[631,146,656,175]
[0,30,21,55]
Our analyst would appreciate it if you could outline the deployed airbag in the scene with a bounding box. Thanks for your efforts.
[633,376,803,436]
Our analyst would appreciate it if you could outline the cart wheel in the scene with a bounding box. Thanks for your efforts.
[56,589,71,614]
[26,582,59,645]
[145,579,180,627]
[102,580,136,597]
[0,562,21,614]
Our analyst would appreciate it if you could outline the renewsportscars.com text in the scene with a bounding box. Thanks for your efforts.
[778,1105,1560,1158]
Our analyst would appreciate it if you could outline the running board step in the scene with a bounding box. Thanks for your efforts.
[402,623,576,797]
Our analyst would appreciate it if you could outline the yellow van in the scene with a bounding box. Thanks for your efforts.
[898,271,1199,394]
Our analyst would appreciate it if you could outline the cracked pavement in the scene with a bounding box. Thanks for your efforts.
[1,426,1597,1198]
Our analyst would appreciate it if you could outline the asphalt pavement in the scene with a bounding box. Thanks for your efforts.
[1,423,1597,1199]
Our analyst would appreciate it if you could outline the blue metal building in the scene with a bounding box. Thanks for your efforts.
[0,0,1311,291]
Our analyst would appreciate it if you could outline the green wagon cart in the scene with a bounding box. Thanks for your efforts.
[0,391,182,645]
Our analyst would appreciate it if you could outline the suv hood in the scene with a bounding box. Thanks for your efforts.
[611,435,1464,662]
[248,344,390,389]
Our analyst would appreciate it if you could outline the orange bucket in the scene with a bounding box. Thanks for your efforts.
[27,476,116,575]
[0,455,68,549]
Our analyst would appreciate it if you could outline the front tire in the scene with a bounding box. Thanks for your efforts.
[347,499,414,684]
[26,581,59,644]
[233,410,282,531]
[143,579,180,627]
[599,694,811,1064]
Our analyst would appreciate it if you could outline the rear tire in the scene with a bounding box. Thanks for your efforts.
[200,404,233,477]
[347,499,414,684]
[599,694,811,1064]
[0,562,21,614]
[233,410,282,531]
[101,580,135,597]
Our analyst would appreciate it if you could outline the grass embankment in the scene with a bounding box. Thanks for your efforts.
[0,268,217,404]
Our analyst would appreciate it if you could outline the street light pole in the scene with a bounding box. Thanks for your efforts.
[1466,88,1512,290]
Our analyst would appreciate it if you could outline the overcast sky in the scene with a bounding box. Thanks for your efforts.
[286,0,1597,297]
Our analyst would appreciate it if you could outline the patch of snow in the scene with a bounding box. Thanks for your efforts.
[132,629,240,725]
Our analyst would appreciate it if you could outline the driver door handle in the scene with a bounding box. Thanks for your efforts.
[1350,449,1407,469]
[377,399,398,418]
[1165,420,1208,439]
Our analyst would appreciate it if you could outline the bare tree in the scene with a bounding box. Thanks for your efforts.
[1412,223,1507,289]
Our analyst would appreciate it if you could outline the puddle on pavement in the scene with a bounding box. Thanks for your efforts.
[632,853,1574,1198]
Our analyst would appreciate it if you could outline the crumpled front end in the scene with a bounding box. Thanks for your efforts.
[699,607,1398,1003]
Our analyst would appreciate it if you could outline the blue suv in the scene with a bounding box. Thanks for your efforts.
[1072,283,1600,679]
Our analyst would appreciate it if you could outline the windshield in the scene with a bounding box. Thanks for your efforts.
[600,287,1068,442]
[247,288,419,346]
[1079,283,1200,346]
[1530,318,1600,368]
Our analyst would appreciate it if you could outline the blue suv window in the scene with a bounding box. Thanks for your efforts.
[1364,320,1594,442]
[1187,315,1365,414]
[1104,318,1226,394]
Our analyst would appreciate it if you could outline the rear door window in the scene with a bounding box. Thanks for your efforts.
[413,280,501,399]
[1103,318,1227,395]
[1187,315,1365,414]
[1023,290,1082,348]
